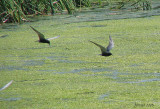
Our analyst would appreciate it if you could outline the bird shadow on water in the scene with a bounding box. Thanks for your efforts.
[0,35,9,38]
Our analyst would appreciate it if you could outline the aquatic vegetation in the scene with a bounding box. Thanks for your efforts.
[0,0,90,23]
[0,0,154,23]
[108,0,152,10]
[0,14,160,108]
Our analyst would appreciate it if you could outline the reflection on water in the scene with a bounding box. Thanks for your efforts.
[55,97,76,101]
[16,79,46,82]
[1,55,160,84]
[98,91,126,102]
[1,46,53,50]
[0,66,29,71]
[98,93,110,100]
[54,67,160,84]
[23,60,45,66]
[0,97,21,101]
[0,24,18,31]
[55,67,113,74]
[119,78,160,83]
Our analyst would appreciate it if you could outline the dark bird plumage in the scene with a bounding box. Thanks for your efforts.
[89,36,114,56]
[30,26,60,45]
[0,80,13,91]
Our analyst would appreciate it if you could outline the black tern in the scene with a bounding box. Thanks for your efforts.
[89,36,114,56]
[30,26,60,45]
[0,80,13,91]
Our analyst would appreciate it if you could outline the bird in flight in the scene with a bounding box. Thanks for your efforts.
[89,36,114,56]
[0,80,13,91]
[30,26,60,45]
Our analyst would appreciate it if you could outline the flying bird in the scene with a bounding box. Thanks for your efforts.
[0,80,13,91]
[30,26,60,45]
[89,36,114,56]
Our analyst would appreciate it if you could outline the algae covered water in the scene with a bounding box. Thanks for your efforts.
[0,3,160,109]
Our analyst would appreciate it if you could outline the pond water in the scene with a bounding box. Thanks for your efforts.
[0,1,160,108]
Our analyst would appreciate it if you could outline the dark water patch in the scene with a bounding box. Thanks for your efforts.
[78,25,106,28]
[15,46,52,50]
[46,56,90,64]
[112,71,119,79]
[118,78,160,84]
[66,10,157,24]
[58,60,87,63]
[78,25,90,28]
[98,93,110,100]
[54,66,160,77]
[46,55,67,59]
[54,68,160,84]
[140,78,160,82]
[130,63,143,67]
[1,24,18,30]
[46,56,68,60]
[98,91,126,102]
[55,67,116,74]
[32,81,57,86]
[0,59,45,71]
[16,79,46,82]
[77,91,94,94]
[3,55,26,58]
[153,6,160,9]
[55,97,77,101]
[3,55,60,60]
[23,60,45,66]
[91,25,106,27]
[24,0,160,26]
[1,45,54,51]
[0,97,21,101]
[79,71,120,79]
[38,69,56,72]
[60,2,160,25]
[0,66,29,71]
[116,72,160,77]
[0,35,9,38]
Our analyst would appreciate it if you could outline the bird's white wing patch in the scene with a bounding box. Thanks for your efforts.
[107,36,114,52]
[47,35,60,40]
[0,80,13,91]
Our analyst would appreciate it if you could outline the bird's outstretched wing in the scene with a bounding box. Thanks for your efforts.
[89,40,107,54]
[106,36,114,52]
[47,35,60,40]
[0,80,13,91]
[30,26,46,40]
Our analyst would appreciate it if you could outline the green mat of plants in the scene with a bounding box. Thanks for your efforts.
[0,14,160,108]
